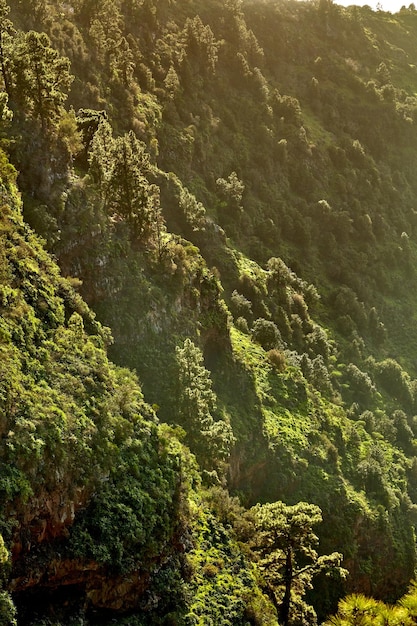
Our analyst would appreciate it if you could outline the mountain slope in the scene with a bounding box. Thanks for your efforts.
[0,156,274,624]
[4,0,417,623]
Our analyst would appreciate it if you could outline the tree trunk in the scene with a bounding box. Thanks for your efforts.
[279,548,292,626]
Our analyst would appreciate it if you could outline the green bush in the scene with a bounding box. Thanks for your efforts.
[252,318,282,350]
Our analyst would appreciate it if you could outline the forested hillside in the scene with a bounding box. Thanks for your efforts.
[4,0,417,624]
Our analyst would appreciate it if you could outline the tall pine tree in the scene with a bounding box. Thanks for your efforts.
[252,501,346,626]
[175,338,234,472]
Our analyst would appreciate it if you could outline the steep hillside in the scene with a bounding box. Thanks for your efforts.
[0,157,277,624]
[3,0,417,624]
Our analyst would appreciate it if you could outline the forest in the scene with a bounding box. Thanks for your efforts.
[4,0,417,623]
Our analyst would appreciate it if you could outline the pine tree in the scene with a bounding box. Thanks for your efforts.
[110,36,135,87]
[88,118,115,188]
[12,31,73,132]
[252,501,346,626]
[0,0,14,98]
[105,131,161,241]
[175,338,234,470]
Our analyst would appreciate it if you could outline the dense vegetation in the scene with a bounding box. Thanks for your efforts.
[4,0,417,623]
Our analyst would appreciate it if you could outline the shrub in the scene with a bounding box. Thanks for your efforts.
[343,363,375,405]
[230,290,253,320]
[235,316,249,333]
[0,592,16,626]
[203,563,220,577]
[307,325,333,362]
[375,359,413,409]
[252,318,282,350]
[291,292,309,320]
[267,349,286,372]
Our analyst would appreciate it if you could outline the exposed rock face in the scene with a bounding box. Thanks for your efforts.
[9,487,90,560]
[11,552,151,612]
[8,482,183,617]
[10,510,175,617]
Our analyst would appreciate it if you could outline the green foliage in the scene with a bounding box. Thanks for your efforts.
[374,359,413,409]
[252,318,282,351]
[178,185,206,232]
[0,591,17,626]
[0,146,16,189]
[69,419,180,572]
[0,0,16,98]
[325,591,417,625]
[341,364,376,407]
[175,338,234,472]
[182,15,220,77]
[0,180,189,625]
[11,30,73,131]
[5,0,417,624]
[0,534,11,620]
[230,290,253,321]
[251,500,346,626]
[85,119,166,249]
[184,504,276,626]
[0,91,11,125]
[216,171,245,215]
